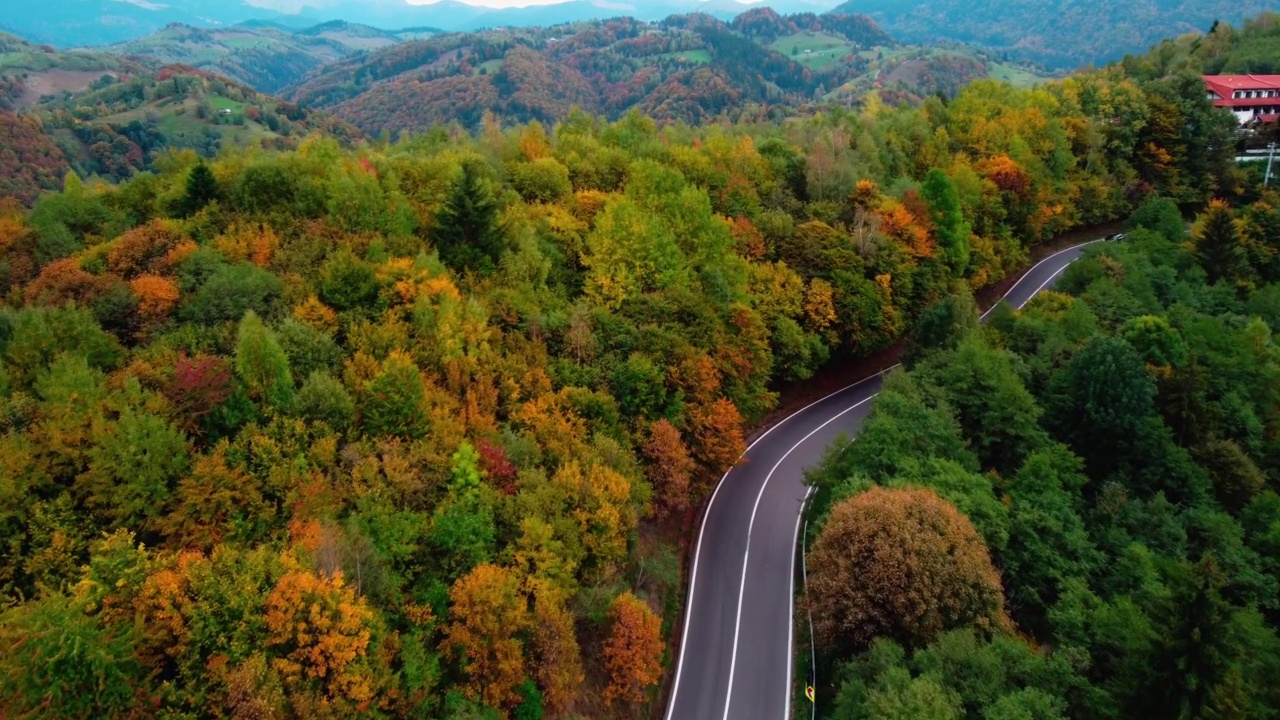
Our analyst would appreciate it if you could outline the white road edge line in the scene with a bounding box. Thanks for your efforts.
[724,392,880,720]
[783,492,808,720]
[786,486,818,720]
[666,237,1105,720]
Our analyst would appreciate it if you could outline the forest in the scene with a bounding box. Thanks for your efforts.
[835,0,1280,69]
[0,14,1264,720]
[283,9,991,135]
[803,193,1280,719]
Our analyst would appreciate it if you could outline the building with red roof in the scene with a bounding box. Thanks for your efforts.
[1203,75,1280,125]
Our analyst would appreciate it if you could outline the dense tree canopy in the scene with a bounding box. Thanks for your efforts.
[0,20,1268,717]
[805,191,1280,719]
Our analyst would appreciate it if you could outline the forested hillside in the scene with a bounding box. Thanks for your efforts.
[0,65,357,198]
[283,10,1043,133]
[804,193,1280,718]
[835,0,1280,69]
[0,13,1257,720]
[108,22,404,95]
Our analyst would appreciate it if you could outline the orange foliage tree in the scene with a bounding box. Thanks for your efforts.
[528,583,584,716]
[643,419,695,519]
[688,398,746,485]
[106,219,186,277]
[602,592,663,708]
[24,257,110,306]
[130,274,180,321]
[264,561,377,705]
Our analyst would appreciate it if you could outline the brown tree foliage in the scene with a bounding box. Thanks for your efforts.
[602,592,664,708]
[643,419,695,519]
[440,564,530,711]
[106,219,187,278]
[528,584,584,716]
[0,110,69,206]
[160,442,273,551]
[807,486,1009,654]
[24,257,111,306]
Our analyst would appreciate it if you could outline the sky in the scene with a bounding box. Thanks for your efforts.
[405,0,765,6]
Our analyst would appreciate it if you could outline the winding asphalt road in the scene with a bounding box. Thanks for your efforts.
[665,240,1102,720]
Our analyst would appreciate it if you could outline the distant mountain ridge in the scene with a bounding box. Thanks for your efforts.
[4,0,846,48]
[834,0,1280,68]
[108,21,404,93]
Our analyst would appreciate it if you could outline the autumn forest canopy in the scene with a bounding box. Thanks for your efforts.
[0,11,1278,720]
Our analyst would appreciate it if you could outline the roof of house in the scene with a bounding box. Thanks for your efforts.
[1214,97,1280,108]
[1204,74,1280,97]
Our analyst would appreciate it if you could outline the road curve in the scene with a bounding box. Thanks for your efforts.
[665,240,1102,720]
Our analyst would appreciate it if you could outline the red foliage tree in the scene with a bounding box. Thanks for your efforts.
[164,354,233,435]
[475,436,518,494]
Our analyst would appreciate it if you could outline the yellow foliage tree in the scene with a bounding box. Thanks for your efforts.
[441,564,530,711]
[264,560,376,705]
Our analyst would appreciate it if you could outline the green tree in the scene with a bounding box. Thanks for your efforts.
[1120,315,1189,370]
[362,352,425,438]
[916,334,1047,474]
[175,161,219,218]
[610,353,670,421]
[3,305,121,388]
[903,290,980,368]
[275,318,343,380]
[318,251,380,311]
[512,158,572,204]
[1195,201,1247,286]
[1045,336,1156,479]
[0,593,143,719]
[1146,556,1237,720]
[180,262,284,324]
[433,161,504,275]
[866,671,963,720]
[1002,447,1099,636]
[292,371,355,431]
[78,410,191,532]
[1128,196,1185,243]
[234,310,294,408]
[922,168,972,275]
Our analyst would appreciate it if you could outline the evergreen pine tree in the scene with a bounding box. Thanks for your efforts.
[1149,555,1235,720]
[1196,201,1246,285]
[431,161,503,275]
[177,162,219,218]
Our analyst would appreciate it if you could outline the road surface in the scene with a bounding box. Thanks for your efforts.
[664,240,1102,720]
